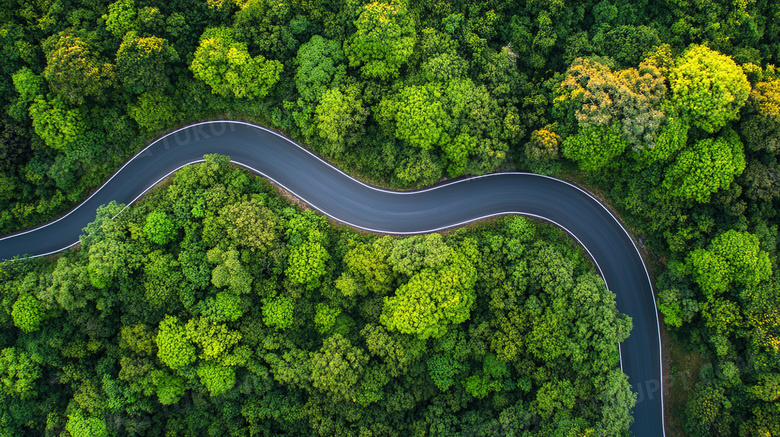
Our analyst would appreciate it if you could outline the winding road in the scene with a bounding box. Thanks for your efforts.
[0,121,665,436]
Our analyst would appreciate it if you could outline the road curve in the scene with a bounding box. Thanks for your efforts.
[0,121,664,436]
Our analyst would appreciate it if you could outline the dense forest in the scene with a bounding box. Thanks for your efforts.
[1,0,780,435]
[0,156,634,435]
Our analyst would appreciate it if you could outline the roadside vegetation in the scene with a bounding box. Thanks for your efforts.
[0,156,633,435]
[1,0,780,434]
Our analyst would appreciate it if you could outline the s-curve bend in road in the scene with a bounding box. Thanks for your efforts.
[0,120,665,436]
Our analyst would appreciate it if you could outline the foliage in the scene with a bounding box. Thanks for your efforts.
[344,1,416,80]
[562,124,628,171]
[28,95,86,150]
[315,86,367,154]
[561,58,667,151]
[310,334,369,402]
[0,347,40,400]
[285,238,329,290]
[4,0,779,431]
[116,33,179,95]
[155,315,196,369]
[262,296,294,330]
[191,27,282,99]
[42,32,114,104]
[380,242,477,340]
[525,128,560,162]
[143,210,176,245]
[0,160,634,434]
[11,294,46,333]
[741,79,780,153]
[661,132,746,203]
[670,45,751,133]
[686,230,772,297]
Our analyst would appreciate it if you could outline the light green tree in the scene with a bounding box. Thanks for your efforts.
[129,91,181,133]
[639,116,689,165]
[190,27,282,99]
[42,32,114,104]
[344,1,416,80]
[185,317,244,364]
[65,409,108,437]
[155,315,196,370]
[535,379,576,419]
[295,35,346,103]
[143,251,183,308]
[381,246,477,340]
[28,95,86,150]
[103,0,137,37]
[0,347,41,400]
[262,296,294,330]
[315,86,367,153]
[562,124,628,171]
[662,132,746,203]
[197,364,236,397]
[119,324,154,356]
[203,199,278,251]
[143,211,176,245]
[314,303,341,334]
[377,83,451,151]
[207,248,253,295]
[286,239,329,290]
[11,294,46,333]
[670,45,750,133]
[598,369,637,435]
[338,238,393,295]
[11,67,43,103]
[686,230,772,297]
[202,291,243,323]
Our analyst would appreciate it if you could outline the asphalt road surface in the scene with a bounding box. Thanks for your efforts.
[0,121,665,436]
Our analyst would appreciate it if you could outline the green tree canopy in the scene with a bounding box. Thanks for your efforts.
[155,315,196,369]
[315,86,367,153]
[670,45,750,133]
[344,1,416,80]
[103,0,137,38]
[686,230,772,297]
[561,58,667,151]
[295,35,346,103]
[262,296,294,330]
[11,294,46,333]
[196,363,236,397]
[562,123,628,171]
[116,33,178,94]
[65,409,108,437]
[129,90,181,134]
[380,242,477,340]
[377,83,450,151]
[286,238,329,290]
[0,347,41,400]
[42,31,114,104]
[661,131,746,203]
[310,334,369,402]
[28,95,86,150]
[190,27,282,99]
[143,210,176,245]
[741,79,780,153]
